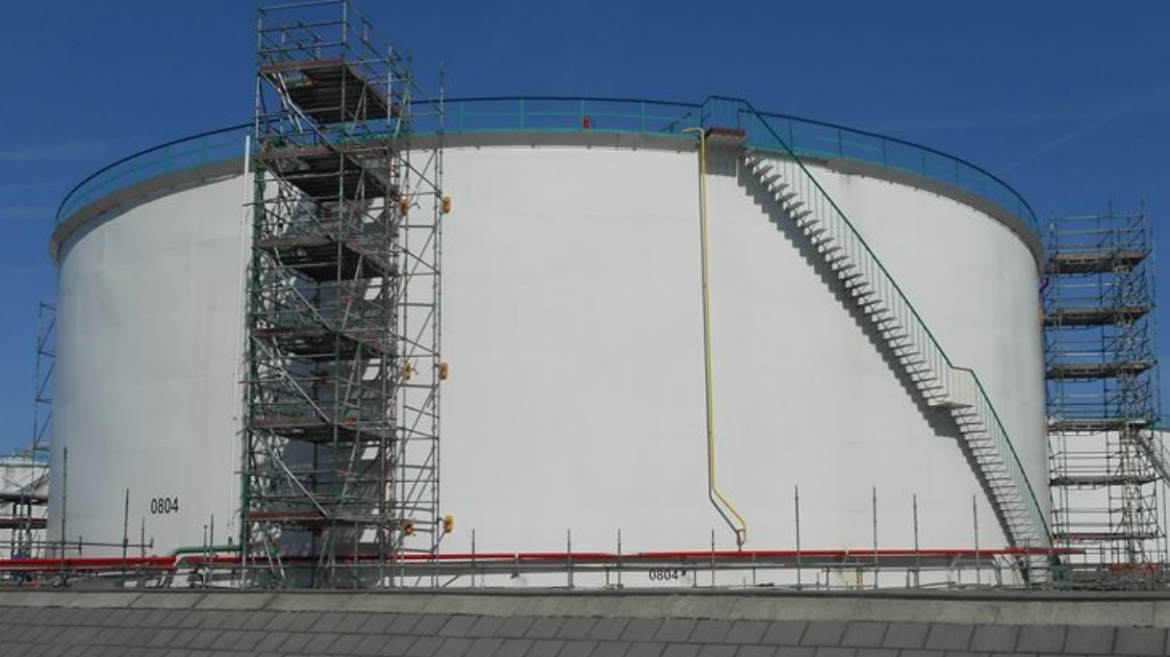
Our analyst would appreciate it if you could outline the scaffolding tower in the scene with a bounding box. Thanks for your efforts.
[1,302,53,560]
[244,0,445,588]
[1045,206,1168,588]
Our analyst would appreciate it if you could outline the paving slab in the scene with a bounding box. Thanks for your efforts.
[1062,626,1113,654]
[725,621,769,645]
[193,593,273,611]
[800,622,848,647]
[528,639,568,657]
[969,625,1020,652]
[1113,626,1166,656]
[128,593,203,610]
[1015,625,1066,653]
[840,622,887,648]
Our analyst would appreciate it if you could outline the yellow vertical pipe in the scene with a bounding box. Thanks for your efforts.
[683,127,748,548]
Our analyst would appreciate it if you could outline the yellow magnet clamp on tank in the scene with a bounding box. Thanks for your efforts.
[439,360,450,381]
[402,362,415,381]
[442,515,455,534]
[442,195,452,214]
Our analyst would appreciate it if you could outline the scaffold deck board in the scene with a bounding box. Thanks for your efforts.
[253,326,392,359]
[1050,473,1160,487]
[248,416,393,443]
[0,517,46,530]
[1046,360,1154,379]
[258,145,399,200]
[1048,417,1155,432]
[256,233,394,281]
[1052,531,1163,542]
[246,511,376,530]
[260,58,395,124]
[0,492,47,505]
[1047,249,1149,274]
[1044,305,1150,327]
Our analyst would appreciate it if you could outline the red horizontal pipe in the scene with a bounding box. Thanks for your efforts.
[0,546,1078,572]
[411,548,1073,562]
[0,556,237,571]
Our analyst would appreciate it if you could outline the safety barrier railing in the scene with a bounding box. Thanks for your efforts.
[437,97,700,136]
[750,110,1038,231]
[57,98,1039,239]
[56,124,251,225]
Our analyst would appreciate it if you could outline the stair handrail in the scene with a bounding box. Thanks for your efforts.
[1137,430,1170,485]
[712,96,1050,545]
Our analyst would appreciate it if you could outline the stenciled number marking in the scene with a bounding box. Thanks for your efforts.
[647,568,687,581]
[149,497,181,515]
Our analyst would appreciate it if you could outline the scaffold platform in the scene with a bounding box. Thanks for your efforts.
[255,234,395,281]
[259,58,395,124]
[256,145,399,200]
[1044,305,1150,327]
[1046,249,1148,274]
[1045,360,1154,380]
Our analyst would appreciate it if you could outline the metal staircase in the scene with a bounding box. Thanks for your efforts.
[730,105,1050,577]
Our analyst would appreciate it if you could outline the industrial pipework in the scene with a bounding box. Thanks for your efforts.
[684,126,748,549]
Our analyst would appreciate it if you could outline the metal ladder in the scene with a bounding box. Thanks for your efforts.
[737,127,1050,578]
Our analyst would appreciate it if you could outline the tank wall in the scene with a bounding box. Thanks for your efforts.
[438,144,1046,557]
[48,140,1046,566]
[48,178,248,554]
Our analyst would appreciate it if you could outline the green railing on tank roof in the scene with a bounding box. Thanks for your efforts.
[56,96,1040,240]
[56,124,252,226]
[430,97,1039,235]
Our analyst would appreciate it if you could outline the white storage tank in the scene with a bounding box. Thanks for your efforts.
[46,97,1049,587]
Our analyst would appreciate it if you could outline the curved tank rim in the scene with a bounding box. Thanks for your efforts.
[51,95,1044,265]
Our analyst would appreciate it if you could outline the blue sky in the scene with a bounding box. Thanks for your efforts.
[0,1,1168,453]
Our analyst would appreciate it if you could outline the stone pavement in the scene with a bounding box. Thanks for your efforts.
[0,589,1168,656]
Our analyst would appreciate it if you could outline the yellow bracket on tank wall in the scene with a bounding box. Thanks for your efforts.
[683,126,749,549]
